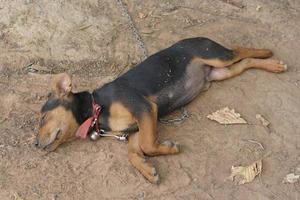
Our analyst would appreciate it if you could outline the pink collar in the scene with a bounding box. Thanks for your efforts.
[75,98,101,139]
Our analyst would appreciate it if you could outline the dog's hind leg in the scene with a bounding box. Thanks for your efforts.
[207,58,287,81]
[137,101,180,156]
[198,47,274,68]
[128,133,160,184]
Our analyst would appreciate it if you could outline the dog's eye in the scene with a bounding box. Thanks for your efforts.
[47,92,54,99]
[55,129,62,140]
[39,115,46,127]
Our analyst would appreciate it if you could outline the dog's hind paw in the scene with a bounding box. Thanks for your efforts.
[162,140,180,153]
[263,59,288,73]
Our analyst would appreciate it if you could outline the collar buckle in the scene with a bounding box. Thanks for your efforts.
[90,130,128,142]
[76,94,129,142]
[75,95,101,139]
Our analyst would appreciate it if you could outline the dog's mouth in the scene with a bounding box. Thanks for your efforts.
[41,129,62,151]
[43,129,62,151]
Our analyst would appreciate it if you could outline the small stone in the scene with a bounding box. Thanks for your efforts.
[138,12,147,19]
[137,191,145,199]
[282,173,300,184]
[256,5,262,11]
[52,193,59,200]
[256,114,270,127]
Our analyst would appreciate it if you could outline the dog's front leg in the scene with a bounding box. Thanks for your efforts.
[128,133,160,184]
[137,101,180,156]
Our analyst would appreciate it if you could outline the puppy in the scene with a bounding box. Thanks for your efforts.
[35,37,286,183]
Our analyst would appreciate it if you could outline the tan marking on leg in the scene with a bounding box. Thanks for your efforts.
[109,102,135,132]
[208,58,286,81]
[137,101,180,156]
[191,57,234,68]
[234,47,273,60]
[146,95,157,103]
[252,59,287,73]
[192,47,273,68]
[127,133,159,184]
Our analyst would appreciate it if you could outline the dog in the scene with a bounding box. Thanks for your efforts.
[34,37,286,184]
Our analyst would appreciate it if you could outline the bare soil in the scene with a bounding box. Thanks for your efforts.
[0,0,300,199]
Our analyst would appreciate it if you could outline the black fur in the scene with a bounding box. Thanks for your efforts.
[41,91,92,125]
[42,37,233,132]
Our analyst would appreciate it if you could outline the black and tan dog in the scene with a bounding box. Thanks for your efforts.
[35,37,286,183]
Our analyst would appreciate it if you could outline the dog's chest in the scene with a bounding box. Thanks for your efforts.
[100,102,136,132]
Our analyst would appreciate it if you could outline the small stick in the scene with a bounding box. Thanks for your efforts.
[243,139,264,150]
[219,0,244,9]
[78,24,92,31]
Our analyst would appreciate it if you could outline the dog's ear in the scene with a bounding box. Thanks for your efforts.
[53,73,72,97]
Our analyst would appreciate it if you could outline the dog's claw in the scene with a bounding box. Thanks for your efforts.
[162,140,179,147]
[153,174,160,185]
[279,61,288,71]
[162,140,173,147]
[162,140,180,153]
[151,167,157,176]
[174,142,180,152]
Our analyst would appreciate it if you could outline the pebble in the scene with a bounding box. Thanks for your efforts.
[137,191,145,199]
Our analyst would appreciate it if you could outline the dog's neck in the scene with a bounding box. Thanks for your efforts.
[72,91,94,124]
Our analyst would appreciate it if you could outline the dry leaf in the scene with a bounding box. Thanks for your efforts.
[207,107,247,125]
[282,173,300,184]
[256,114,270,127]
[13,193,24,200]
[229,160,262,185]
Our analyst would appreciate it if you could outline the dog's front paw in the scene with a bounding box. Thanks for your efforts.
[152,173,160,185]
[145,167,160,184]
[140,162,160,184]
[162,140,180,153]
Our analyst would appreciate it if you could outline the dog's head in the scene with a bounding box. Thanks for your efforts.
[34,73,80,151]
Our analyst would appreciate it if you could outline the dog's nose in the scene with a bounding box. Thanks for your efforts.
[32,138,39,148]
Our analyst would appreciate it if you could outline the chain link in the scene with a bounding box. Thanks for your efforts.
[115,1,189,124]
[116,0,148,60]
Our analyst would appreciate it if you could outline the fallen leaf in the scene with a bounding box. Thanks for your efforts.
[13,193,24,200]
[207,107,247,125]
[256,114,270,127]
[282,173,300,184]
[229,160,262,185]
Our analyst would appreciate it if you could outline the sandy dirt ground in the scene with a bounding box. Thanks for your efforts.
[0,0,300,199]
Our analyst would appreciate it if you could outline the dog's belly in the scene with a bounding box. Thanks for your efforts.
[154,63,211,116]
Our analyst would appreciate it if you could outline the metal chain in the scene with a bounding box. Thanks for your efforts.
[159,108,190,124]
[116,0,148,60]
[115,0,189,124]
